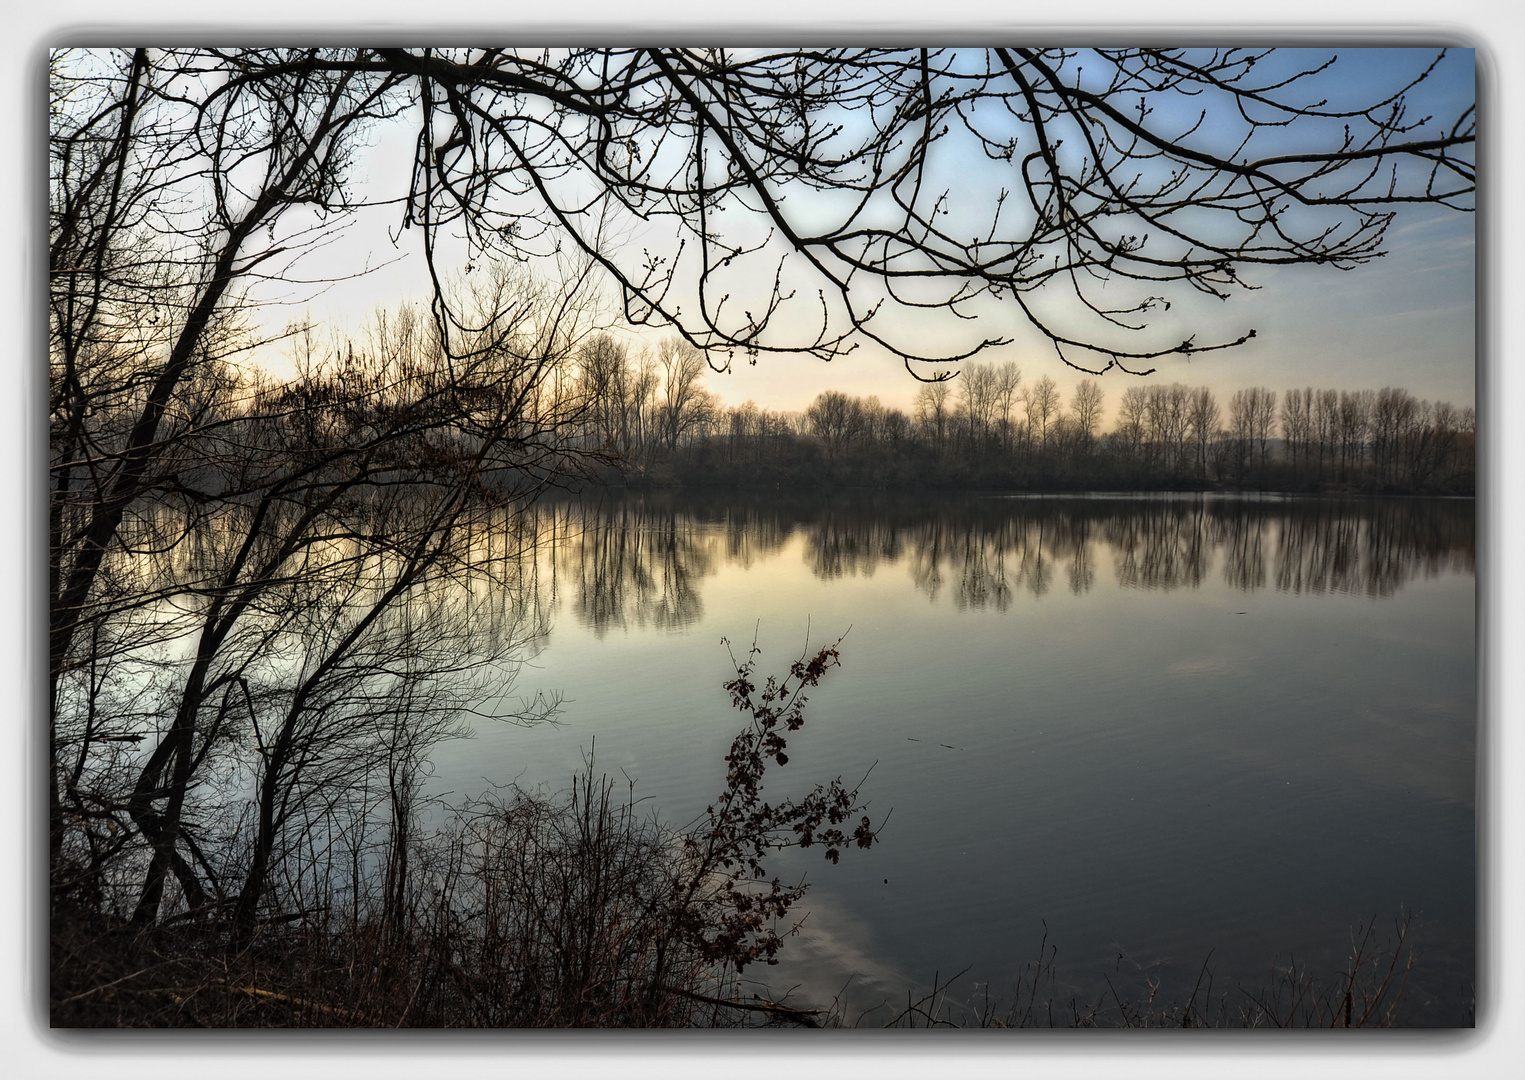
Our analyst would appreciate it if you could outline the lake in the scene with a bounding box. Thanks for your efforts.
[430,490,1477,1027]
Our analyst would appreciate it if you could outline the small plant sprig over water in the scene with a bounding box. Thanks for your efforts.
[673,634,880,973]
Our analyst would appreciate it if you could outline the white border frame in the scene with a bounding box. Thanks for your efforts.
[8,6,1517,1078]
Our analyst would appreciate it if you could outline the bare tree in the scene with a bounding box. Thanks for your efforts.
[1144,384,1192,477]
[52,222,598,925]
[913,380,954,450]
[993,362,1024,450]
[806,390,862,459]
[1371,386,1419,486]
[579,333,632,454]
[656,336,714,451]
[1228,387,1278,481]
[1281,388,1314,472]
[1313,388,1340,481]
[1187,387,1222,481]
[957,364,999,448]
[1070,379,1104,456]
[1023,375,1061,452]
[1338,389,1375,481]
[1116,385,1149,466]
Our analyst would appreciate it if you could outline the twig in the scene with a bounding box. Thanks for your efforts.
[665,986,822,1025]
[230,984,370,1022]
[55,959,179,1005]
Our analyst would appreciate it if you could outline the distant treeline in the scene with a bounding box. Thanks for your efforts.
[569,339,1475,495]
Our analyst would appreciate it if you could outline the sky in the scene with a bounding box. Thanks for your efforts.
[247,46,1477,427]
[695,202,1476,418]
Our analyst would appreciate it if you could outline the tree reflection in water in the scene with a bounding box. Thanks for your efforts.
[444,489,1475,1027]
[516,493,1474,627]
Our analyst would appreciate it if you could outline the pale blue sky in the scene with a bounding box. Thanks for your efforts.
[247,46,1476,423]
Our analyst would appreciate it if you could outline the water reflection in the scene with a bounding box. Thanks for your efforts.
[526,500,717,636]
[438,490,1474,1025]
[514,493,1472,633]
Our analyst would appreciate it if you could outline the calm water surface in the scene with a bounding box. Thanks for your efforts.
[431,491,1476,1025]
